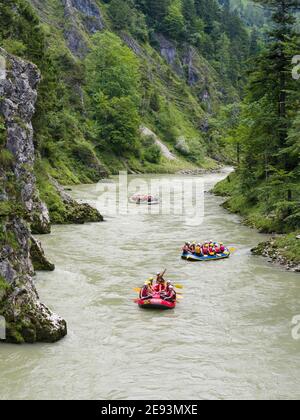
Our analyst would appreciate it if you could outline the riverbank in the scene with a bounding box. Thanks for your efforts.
[212,171,300,272]
[251,234,300,272]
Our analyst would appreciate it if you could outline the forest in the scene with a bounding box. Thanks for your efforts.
[0,0,299,257]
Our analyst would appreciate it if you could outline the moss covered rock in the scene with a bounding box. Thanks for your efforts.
[30,236,55,272]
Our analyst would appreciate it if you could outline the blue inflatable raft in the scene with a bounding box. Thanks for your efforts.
[181,250,230,262]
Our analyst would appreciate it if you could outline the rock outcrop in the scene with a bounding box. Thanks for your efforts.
[63,0,104,57]
[51,177,104,224]
[153,34,221,112]
[0,48,67,343]
[31,201,51,234]
[30,236,55,272]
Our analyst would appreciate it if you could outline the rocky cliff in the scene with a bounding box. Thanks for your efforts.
[63,0,104,56]
[0,48,67,343]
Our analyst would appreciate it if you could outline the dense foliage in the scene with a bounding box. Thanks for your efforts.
[214,0,300,235]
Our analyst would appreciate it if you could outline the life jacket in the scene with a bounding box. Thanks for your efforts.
[220,245,225,253]
[202,246,209,255]
[153,283,165,293]
[165,289,176,302]
[209,247,215,255]
[140,285,150,298]
[195,246,201,255]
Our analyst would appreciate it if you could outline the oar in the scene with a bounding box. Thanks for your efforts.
[228,247,236,253]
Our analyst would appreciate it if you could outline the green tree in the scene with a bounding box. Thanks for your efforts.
[93,93,141,154]
[250,0,300,170]
[163,1,185,39]
[85,32,141,100]
[108,0,134,30]
[85,32,142,155]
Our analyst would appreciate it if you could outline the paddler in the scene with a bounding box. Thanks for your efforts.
[140,280,153,300]
[195,243,202,256]
[214,243,221,254]
[202,243,209,255]
[209,242,215,256]
[153,271,166,293]
[220,243,226,253]
[182,242,190,254]
[164,285,176,302]
[190,242,196,254]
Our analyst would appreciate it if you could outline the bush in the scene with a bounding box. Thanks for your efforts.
[1,39,26,56]
[175,136,190,155]
[144,144,161,164]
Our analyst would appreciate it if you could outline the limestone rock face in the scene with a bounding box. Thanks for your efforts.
[0,48,67,343]
[31,201,51,235]
[63,0,104,56]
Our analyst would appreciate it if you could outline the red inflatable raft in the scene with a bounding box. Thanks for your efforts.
[136,293,176,310]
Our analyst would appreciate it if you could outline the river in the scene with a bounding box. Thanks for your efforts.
[1,170,299,400]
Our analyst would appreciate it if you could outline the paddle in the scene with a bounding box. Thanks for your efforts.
[229,247,236,253]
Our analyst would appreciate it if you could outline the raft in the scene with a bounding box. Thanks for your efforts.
[136,294,176,310]
[182,249,230,262]
[129,196,160,206]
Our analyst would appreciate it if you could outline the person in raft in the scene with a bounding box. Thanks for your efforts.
[183,242,227,256]
[195,243,202,256]
[202,243,209,255]
[164,285,177,302]
[140,280,153,300]
[182,242,190,254]
[153,272,166,293]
